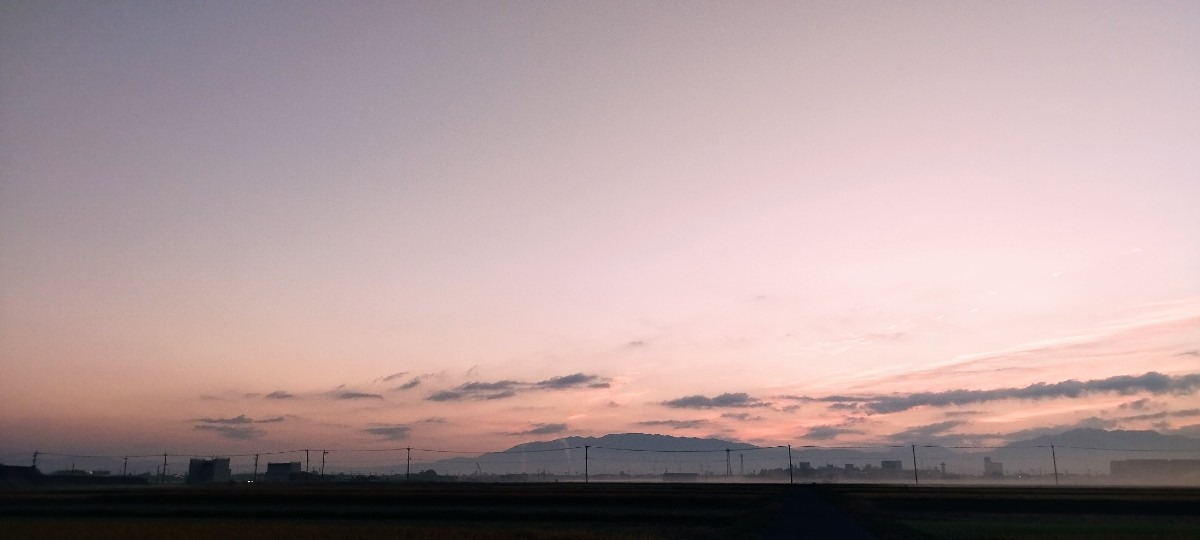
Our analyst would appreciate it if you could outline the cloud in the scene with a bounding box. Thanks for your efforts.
[720,412,763,422]
[425,373,610,401]
[459,380,520,391]
[364,426,410,440]
[803,425,864,440]
[427,390,467,402]
[508,423,568,436]
[828,403,859,410]
[194,425,265,440]
[534,373,602,389]
[849,372,1200,414]
[196,415,254,425]
[395,377,423,390]
[661,392,770,409]
[1120,408,1200,422]
[380,371,409,382]
[637,419,710,430]
[1119,398,1154,410]
[419,417,448,424]
[336,391,384,400]
[256,416,287,424]
[265,391,295,399]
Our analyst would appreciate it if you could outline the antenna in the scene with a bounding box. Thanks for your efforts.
[725,449,732,476]
[405,447,411,483]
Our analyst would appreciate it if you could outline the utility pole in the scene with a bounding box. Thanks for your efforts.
[725,449,732,477]
[31,450,38,469]
[911,445,919,485]
[253,454,259,483]
[321,450,327,477]
[305,449,310,482]
[787,445,794,485]
[162,453,168,484]
[740,453,744,476]
[123,457,128,477]
[1051,445,1059,486]
[405,447,412,483]
[584,446,590,484]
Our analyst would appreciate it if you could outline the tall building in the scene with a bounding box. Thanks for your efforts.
[187,458,231,484]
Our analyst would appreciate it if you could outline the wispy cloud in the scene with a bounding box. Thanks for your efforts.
[265,391,295,399]
[194,424,265,440]
[194,414,286,425]
[806,372,1200,414]
[364,425,411,440]
[395,377,423,390]
[380,371,409,382]
[661,392,770,409]
[866,372,1200,414]
[425,373,610,401]
[720,412,763,422]
[636,419,710,429]
[534,373,608,389]
[336,391,384,400]
[803,425,864,440]
[507,423,568,435]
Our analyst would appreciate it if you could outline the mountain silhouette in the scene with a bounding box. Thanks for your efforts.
[1003,428,1200,451]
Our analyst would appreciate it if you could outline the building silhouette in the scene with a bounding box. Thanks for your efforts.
[187,458,231,484]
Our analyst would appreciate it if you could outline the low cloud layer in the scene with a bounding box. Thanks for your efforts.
[803,425,864,440]
[364,425,411,440]
[508,423,568,435]
[336,391,384,400]
[661,392,770,409]
[636,419,710,430]
[426,373,609,401]
[807,372,1200,414]
[191,414,287,440]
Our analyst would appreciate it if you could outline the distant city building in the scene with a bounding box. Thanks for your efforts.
[187,458,231,484]
[881,460,903,471]
[264,462,301,483]
[1110,459,1200,484]
[983,457,1004,477]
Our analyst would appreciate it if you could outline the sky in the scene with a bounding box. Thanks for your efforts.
[2,1,1198,459]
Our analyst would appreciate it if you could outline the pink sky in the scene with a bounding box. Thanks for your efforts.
[2,1,1198,459]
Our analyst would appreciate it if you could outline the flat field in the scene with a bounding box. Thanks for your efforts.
[817,484,1200,540]
[2,483,1198,539]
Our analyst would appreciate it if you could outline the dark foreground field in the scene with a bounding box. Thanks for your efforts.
[2,483,1198,539]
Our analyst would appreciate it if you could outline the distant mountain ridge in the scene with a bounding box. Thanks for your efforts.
[1004,428,1200,451]
[421,429,1200,477]
[504,433,759,453]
